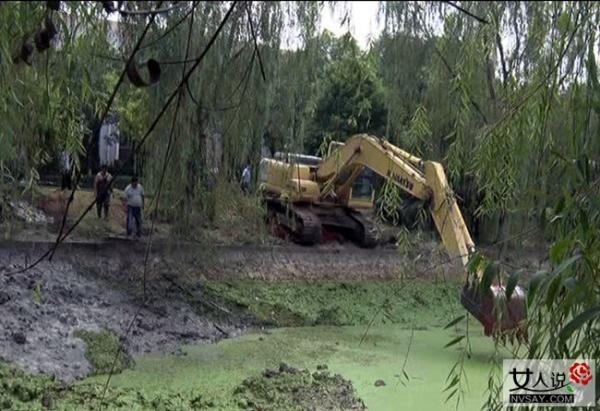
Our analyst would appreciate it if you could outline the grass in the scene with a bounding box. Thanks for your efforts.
[174,178,272,245]
[73,329,133,376]
[0,361,212,411]
[31,187,128,239]
[28,187,172,240]
[6,182,267,244]
[204,279,462,328]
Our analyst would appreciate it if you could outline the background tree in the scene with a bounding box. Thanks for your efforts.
[305,33,387,155]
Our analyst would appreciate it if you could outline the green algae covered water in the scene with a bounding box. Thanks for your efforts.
[88,324,510,410]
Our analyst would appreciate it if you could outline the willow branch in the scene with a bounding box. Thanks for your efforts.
[246,2,266,81]
[138,1,200,50]
[118,2,186,16]
[9,2,237,274]
[442,1,489,24]
[433,46,489,124]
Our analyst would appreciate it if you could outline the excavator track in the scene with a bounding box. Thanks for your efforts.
[265,197,377,248]
[265,199,322,245]
[293,207,323,245]
[346,209,378,248]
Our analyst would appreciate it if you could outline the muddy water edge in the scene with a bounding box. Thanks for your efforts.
[0,241,537,410]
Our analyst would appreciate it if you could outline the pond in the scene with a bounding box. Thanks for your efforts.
[87,324,512,410]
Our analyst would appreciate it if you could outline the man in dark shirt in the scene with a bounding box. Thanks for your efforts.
[94,165,112,219]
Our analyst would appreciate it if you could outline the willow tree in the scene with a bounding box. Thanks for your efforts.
[378,1,600,408]
[119,1,330,229]
[0,2,120,187]
[3,2,600,407]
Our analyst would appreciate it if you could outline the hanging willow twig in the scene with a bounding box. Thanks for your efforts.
[441,1,489,24]
[99,10,199,410]
[118,2,186,16]
[138,1,200,50]
[246,2,266,81]
[5,1,239,276]
[187,47,256,111]
[480,7,586,141]
[433,46,489,124]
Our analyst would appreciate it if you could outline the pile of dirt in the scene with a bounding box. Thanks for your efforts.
[234,363,366,411]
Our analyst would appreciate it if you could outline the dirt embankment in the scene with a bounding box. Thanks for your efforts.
[0,242,250,382]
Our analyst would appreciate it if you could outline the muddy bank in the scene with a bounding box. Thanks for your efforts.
[0,245,248,382]
[1,238,546,281]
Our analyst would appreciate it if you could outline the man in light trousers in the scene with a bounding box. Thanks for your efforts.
[123,176,144,238]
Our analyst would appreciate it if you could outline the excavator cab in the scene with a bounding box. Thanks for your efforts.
[348,169,375,209]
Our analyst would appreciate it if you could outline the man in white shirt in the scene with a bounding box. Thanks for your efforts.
[60,151,73,191]
[241,164,251,194]
[123,176,144,237]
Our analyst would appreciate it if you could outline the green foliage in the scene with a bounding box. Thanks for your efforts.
[204,279,460,327]
[0,362,210,411]
[401,105,433,157]
[376,178,403,225]
[525,152,600,361]
[3,2,600,407]
[74,329,133,376]
[102,72,150,141]
[0,3,116,183]
[305,34,387,154]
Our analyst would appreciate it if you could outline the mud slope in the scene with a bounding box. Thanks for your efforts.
[0,244,248,382]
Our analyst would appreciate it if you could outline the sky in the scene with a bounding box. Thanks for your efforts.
[320,1,383,49]
[106,2,384,49]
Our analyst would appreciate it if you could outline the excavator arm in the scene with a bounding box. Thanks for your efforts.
[316,134,474,266]
[315,134,527,338]
[317,134,430,201]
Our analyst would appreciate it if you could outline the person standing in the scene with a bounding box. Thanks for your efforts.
[94,165,112,219]
[241,164,251,194]
[124,176,144,238]
[60,151,73,191]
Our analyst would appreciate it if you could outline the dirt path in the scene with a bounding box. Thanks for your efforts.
[0,239,467,280]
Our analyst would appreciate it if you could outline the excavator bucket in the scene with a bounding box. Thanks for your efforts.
[460,281,527,340]
[421,161,528,339]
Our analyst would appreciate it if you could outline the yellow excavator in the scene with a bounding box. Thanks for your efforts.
[259,134,527,337]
